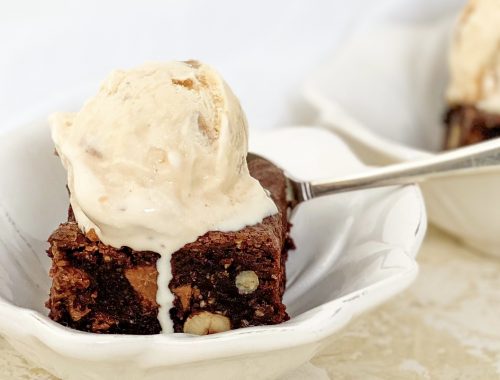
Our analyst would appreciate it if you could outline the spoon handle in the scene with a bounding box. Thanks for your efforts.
[308,138,500,198]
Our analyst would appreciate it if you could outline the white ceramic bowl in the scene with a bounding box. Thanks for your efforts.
[0,102,426,379]
[303,0,500,255]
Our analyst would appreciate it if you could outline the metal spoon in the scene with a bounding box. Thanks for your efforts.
[249,137,500,208]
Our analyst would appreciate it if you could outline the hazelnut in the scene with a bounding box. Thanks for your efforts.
[183,312,231,335]
[235,271,259,294]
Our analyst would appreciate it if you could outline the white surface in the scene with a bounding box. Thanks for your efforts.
[303,0,500,256]
[0,0,379,134]
[312,226,500,379]
[0,117,426,379]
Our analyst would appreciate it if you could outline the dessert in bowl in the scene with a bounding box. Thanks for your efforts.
[304,0,500,255]
[47,61,291,335]
[0,61,426,379]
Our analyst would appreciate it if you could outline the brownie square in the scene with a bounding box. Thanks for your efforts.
[46,157,293,334]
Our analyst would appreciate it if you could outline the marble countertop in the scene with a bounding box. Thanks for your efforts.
[2,226,500,379]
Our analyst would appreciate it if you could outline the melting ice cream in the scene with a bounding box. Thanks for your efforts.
[50,61,277,332]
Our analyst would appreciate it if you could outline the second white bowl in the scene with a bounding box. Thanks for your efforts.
[303,0,500,255]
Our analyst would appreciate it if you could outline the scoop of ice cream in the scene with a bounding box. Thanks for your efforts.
[50,61,278,332]
[447,0,500,113]
[51,60,277,251]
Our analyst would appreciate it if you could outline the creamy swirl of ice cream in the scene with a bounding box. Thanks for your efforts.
[50,61,278,333]
[447,0,500,113]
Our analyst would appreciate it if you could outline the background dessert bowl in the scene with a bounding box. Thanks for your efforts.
[0,94,426,380]
[303,0,500,255]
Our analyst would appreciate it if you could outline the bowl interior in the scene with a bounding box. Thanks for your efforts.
[0,119,422,328]
[305,0,463,154]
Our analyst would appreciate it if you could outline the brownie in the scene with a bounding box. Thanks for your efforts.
[444,105,500,149]
[46,156,294,334]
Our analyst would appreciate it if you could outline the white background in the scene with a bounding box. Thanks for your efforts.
[1,0,377,131]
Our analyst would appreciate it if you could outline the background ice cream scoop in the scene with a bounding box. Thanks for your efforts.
[50,61,277,332]
[447,0,500,113]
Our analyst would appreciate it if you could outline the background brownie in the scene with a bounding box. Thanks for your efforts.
[444,106,500,149]
[46,156,293,334]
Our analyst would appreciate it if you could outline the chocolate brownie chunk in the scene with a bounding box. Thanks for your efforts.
[46,156,293,334]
